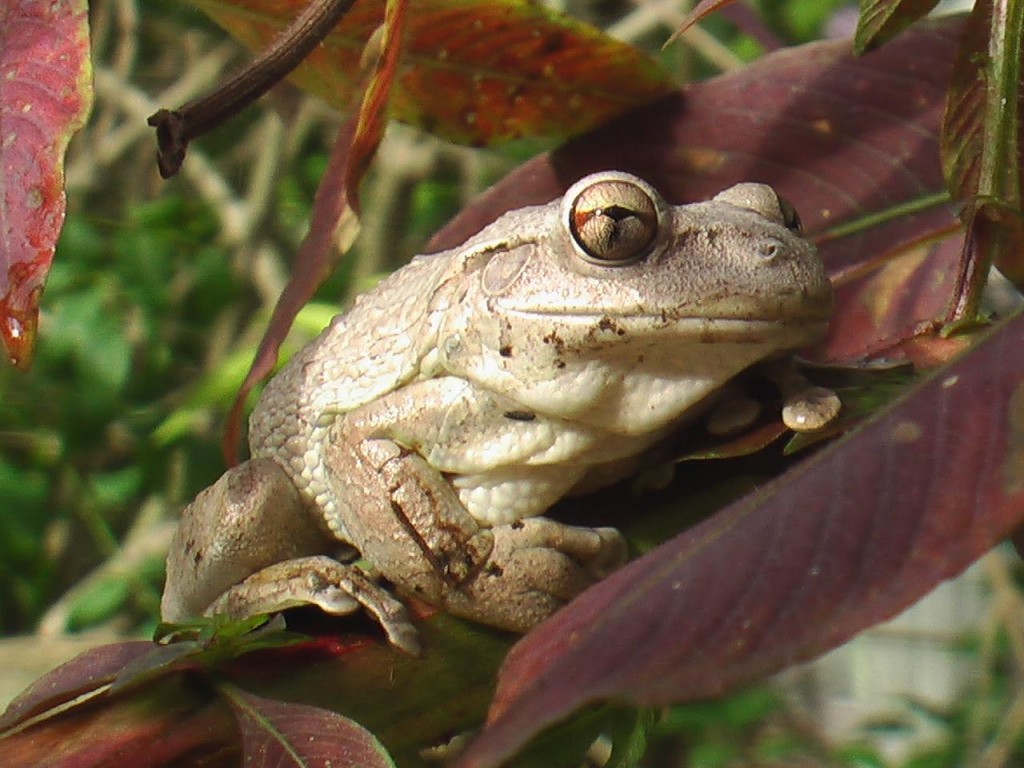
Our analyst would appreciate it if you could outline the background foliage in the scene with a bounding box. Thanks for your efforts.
[3,1,1024,767]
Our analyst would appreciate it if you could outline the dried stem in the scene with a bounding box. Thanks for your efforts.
[148,0,356,177]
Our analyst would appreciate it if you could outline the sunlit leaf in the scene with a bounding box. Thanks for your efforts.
[187,0,674,146]
[0,0,92,369]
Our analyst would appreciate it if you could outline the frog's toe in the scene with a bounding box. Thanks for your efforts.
[504,518,628,577]
[205,555,420,654]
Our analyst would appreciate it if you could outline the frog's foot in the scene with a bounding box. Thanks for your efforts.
[441,518,628,632]
[759,360,841,432]
[782,385,841,432]
[205,556,420,654]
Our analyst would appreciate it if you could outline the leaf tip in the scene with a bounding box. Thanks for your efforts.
[0,290,40,370]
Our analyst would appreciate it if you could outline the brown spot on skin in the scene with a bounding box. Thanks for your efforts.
[596,316,626,336]
[542,330,563,348]
[499,345,513,358]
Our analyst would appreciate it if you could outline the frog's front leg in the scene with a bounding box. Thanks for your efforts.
[326,377,628,632]
[161,457,419,652]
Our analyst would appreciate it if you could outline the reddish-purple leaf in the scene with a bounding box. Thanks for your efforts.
[0,676,239,768]
[942,2,990,203]
[0,0,92,369]
[223,686,396,768]
[455,308,1024,768]
[0,641,153,732]
[854,0,942,52]
[0,617,507,767]
[431,18,963,362]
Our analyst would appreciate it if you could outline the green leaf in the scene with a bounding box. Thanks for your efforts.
[941,0,1024,295]
[855,0,941,52]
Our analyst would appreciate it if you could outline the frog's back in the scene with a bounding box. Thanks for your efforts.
[248,251,456,463]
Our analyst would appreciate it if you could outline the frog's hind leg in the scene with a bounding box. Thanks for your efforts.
[161,457,418,653]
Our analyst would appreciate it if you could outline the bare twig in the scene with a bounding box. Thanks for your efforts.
[148,0,356,177]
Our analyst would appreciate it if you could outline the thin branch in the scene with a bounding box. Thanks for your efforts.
[148,0,356,177]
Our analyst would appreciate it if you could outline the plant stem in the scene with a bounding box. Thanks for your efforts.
[148,0,356,177]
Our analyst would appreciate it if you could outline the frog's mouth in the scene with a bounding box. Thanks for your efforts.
[498,286,834,329]
[503,309,832,346]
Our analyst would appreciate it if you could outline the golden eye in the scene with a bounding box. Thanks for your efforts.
[569,180,658,263]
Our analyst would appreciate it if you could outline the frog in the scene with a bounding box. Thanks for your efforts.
[161,171,836,653]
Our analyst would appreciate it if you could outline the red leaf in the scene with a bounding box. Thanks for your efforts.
[0,641,153,732]
[223,686,396,768]
[190,0,674,146]
[455,308,1024,768]
[0,617,507,767]
[0,0,92,369]
[343,0,408,214]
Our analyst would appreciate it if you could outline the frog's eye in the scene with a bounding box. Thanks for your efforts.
[713,183,803,233]
[569,180,658,264]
